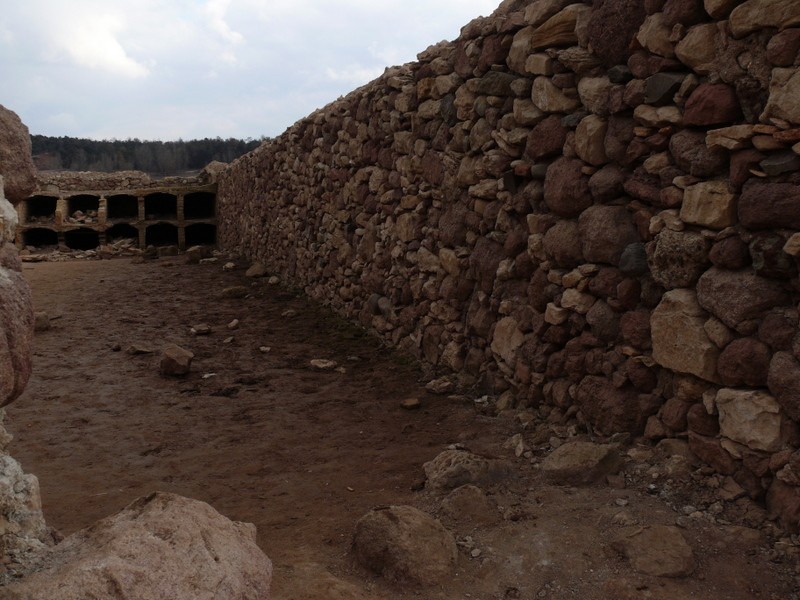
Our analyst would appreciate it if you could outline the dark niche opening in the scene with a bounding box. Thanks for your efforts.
[144,193,177,220]
[107,223,139,244]
[67,194,100,215]
[25,196,58,223]
[23,228,58,247]
[145,223,178,246]
[64,228,100,250]
[185,223,216,246]
[107,194,139,220]
[183,192,216,220]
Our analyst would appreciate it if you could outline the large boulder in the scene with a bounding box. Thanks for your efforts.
[353,506,457,586]
[0,105,36,204]
[0,184,34,407]
[4,492,273,599]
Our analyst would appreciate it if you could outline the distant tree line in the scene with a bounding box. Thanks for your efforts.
[31,135,265,175]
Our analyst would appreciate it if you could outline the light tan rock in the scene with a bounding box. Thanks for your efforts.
[636,13,676,58]
[783,232,800,257]
[545,302,569,324]
[706,125,755,150]
[716,388,785,453]
[508,26,536,74]
[5,492,272,600]
[513,99,545,126]
[525,53,554,76]
[762,68,800,125]
[540,442,621,485]
[353,506,456,586]
[675,23,720,74]
[578,77,613,116]
[575,115,608,166]
[704,317,736,348]
[160,344,194,376]
[680,181,738,229]
[612,526,695,577]
[491,316,524,364]
[560,288,596,314]
[531,3,591,50]
[423,449,511,491]
[633,105,682,127]
[729,0,800,38]
[532,76,581,113]
[524,0,573,26]
[652,289,720,383]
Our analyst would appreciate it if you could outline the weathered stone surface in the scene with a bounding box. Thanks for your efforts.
[645,72,686,105]
[543,220,583,268]
[353,505,456,586]
[578,205,639,265]
[540,441,621,485]
[612,526,696,577]
[0,105,36,204]
[578,76,614,115]
[543,158,592,217]
[767,28,800,67]
[762,67,800,124]
[0,449,49,579]
[739,180,800,229]
[587,0,647,66]
[729,0,800,38]
[651,289,720,382]
[423,449,511,491]
[491,317,524,364]
[716,388,785,453]
[574,115,609,165]
[767,352,800,421]
[687,403,720,436]
[649,229,710,289]
[245,262,268,278]
[709,236,750,269]
[683,83,741,126]
[160,344,195,376]
[717,337,771,387]
[636,13,676,58]
[575,376,648,434]
[531,76,582,113]
[704,0,740,18]
[680,181,737,229]
[766,480,800,532]
[696,268,789,332]
[531,3,591,49]
[440,485,500,525]
[525,114,567,160]
[689,433,737,474]
[5,492,272,600]
[669,129,728,177]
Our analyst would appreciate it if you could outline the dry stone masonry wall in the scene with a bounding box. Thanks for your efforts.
[218,0,800,529]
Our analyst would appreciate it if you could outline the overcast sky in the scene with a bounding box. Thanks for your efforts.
[0,0,500,141]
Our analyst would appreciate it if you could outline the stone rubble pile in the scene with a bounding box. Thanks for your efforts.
[218,0,800,529]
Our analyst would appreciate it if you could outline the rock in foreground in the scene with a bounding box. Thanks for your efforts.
[4,492,272,600]
[353,505,456,586]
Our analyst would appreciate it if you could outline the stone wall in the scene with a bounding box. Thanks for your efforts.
[217,0,800,528]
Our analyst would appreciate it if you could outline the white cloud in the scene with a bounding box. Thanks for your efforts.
[3,0,502,140]
[204,0,244,45]
[54,13,149,78]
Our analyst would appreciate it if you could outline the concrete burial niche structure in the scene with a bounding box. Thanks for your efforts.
[15,171,218,252]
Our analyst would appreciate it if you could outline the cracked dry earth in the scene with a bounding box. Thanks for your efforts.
[5,256,800,599]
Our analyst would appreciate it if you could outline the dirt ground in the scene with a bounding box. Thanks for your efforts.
[5,256,800,599]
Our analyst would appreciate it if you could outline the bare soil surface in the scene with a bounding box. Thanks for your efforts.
[6,256,800,599]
